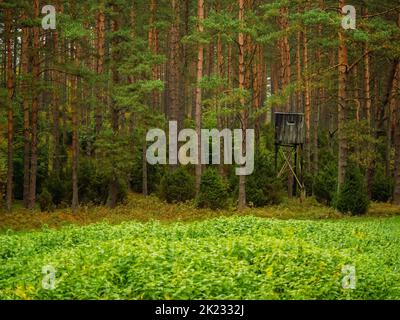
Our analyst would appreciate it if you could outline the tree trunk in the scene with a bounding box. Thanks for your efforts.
[142,141,148,196]
[95,1,105,134]
[168,0,181,128]
[71,44,79,214]
[303,27,311,172]
[296,30,302,112]
[393,13,400,204]
[238,0,247,210]
[149,0,160,111]
[195,0,204,193]
[337,0,349,190]
[385,60,400,179]
[5,8,14,212]
[313,18,323,176]
[21,13,31,208]
[28,0,40,209]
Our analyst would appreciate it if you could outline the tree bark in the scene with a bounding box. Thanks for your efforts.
[168,0,181,128]
[28,0,40,209]
[195,0,204,193]
[303,27,311,172]
[21,12,31,208]
[71,44,79,213]
[385,60,400,179]
[393,13,400,204]
[337,0,349,190]
[238,0,247,210]
[5,8,14,212]
[95,1,105,134]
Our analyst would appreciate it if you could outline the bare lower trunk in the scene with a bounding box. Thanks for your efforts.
[28,0,40,209]
[338,0,349,190]
[195,0,204,193]
[5,9,14,212]
[22,22,30,207]
[142,140,148,196]
[238,0,246,210]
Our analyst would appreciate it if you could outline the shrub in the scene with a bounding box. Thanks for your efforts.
[313,162,337,205]
[131,148,163,194]
[158,167,195,203]
[45,173,68,206]
[334,164,369,215]
[371,167,393,202]
[38,188,54,212]
[77,158,109,205]
[197,168,229,209]
[107,178,129,207]
[230,148,284,207]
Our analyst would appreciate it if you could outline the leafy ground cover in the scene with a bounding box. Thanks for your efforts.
[1,212,400,299]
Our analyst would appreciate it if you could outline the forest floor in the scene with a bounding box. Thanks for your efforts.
[0,193,400,232]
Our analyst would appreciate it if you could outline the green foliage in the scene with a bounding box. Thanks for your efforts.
[235,148,284,207]
[45,173,68,207]
[197,168,229,210]
[1,216,400,299]
[313,162,338,206]
[38,188,54,212]
[334,164,370,215]
[130,148,163,195]
[76,158,109,205]
[158,167,195,203]
[371,166,393,203]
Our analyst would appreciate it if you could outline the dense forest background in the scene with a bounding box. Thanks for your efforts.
[0,0,399,214]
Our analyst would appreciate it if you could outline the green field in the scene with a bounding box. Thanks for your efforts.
[1,214,400,300]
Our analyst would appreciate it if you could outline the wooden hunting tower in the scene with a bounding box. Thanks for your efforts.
[274,112,305,146]
[274,112,305,197]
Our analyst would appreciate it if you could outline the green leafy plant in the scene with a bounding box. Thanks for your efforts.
[158,167,195,203]
[334,164,370,215]
[197,168,229,209]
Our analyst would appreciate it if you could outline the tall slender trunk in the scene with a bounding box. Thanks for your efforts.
[71,44,79,213]
[95,1,105,134]
[313,14,323,176]
[52,2,62,176]
[5,8,14,212]
[392,14,400,204]
[277,6,293,197]
[142,141,148,196]
[362,9,373,194]
[108,5,121,208]
[238,0,246,210]
[303,27,311,172]
[338,0,349,189]
[385,61,400,179]
[295,30,302,112]
[168,0,181,128]
[28,0,40,209]
[149,0,160,111]
[21,13,31,208]
[195,0,204,193]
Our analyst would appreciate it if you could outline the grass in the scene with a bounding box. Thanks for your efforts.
[0,193,399,232]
